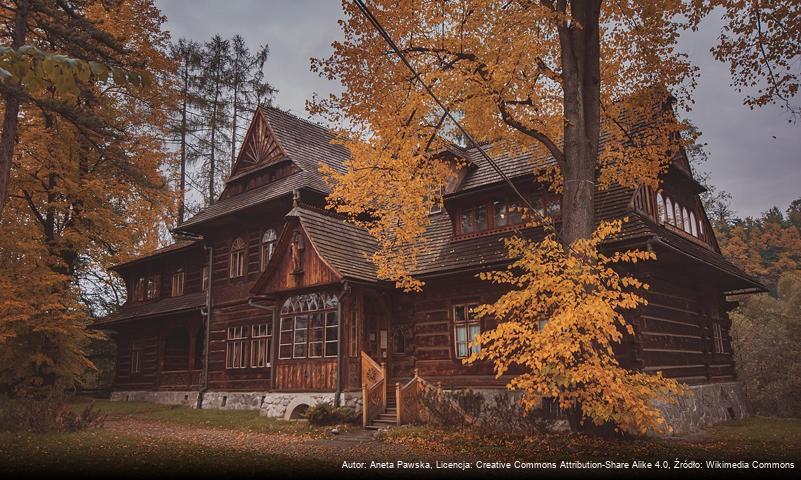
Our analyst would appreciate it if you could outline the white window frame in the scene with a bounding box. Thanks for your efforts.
[250,323,272,368]
[225,326,248,369]
[261,229,277,271]
[279,317,293,360]
[171,269,184,297]
[712,322,726,354]
[229,237,246,278]
[453,303,481,359]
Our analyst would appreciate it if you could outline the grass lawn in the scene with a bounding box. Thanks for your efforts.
[0,429,337,477]
[69,397,324,436]
[2,398,798,477]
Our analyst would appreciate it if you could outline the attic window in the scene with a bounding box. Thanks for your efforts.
[230,237,246,278]
[261,229,277,271]
[171,268,184,297]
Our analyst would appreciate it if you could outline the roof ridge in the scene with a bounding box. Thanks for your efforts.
[259,104,332,134]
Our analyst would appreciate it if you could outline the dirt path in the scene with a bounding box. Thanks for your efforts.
[104,417,417,463]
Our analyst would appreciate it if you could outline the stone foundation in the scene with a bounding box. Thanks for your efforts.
[656,381,748,436]
[109,390,362,420]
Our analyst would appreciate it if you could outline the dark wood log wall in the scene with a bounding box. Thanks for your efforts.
[635,272,736,383]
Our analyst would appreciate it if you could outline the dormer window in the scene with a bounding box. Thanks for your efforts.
[455,193,558,238]
[657,190,705,240]
[261,229,277,271]
[230,237,246,278]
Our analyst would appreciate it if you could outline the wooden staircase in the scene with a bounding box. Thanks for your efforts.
[365,384,396,430]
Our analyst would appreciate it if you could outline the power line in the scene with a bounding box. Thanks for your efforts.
[353,0,564,241]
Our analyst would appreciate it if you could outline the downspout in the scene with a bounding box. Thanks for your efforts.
[248,297,277,391]
[335,281,351,407]
[197,244,213,409]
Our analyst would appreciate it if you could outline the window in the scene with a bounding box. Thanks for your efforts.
[201,266,209,292]
[250,323,272,368]
[657,192,666,222]
[712,322,726,354]
[689,211,698,237]
[279,292,339,359]
[145,275,159,300]
[261,229,277,271]
[229,237,246,278]
[674,202,684,230]
[131,344,142,374]
[135,277,145,302]
[665,196,674,225]
[454,303,481,358]
[225,326,248,369]
[309,313,324,358]
[537,318,549,332]
[428,185,444,214]
[349,309,359,358]
[493,200,508,227]
[171,269,184,297]
[682,207,691,234]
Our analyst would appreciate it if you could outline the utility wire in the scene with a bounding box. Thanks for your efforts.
[353,0,566,243]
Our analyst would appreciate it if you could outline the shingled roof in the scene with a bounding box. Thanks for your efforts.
[94,291,206,327]
[288,206,379,283]
[110,239,201,271]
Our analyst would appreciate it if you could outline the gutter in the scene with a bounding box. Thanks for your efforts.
[248,297,277,392]
[197,243,213,409]
[335,281,351,407]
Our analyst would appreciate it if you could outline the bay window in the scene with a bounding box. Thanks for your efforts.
[279,292,339,360]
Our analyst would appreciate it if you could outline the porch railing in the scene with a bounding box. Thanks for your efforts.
[360,351,386,427]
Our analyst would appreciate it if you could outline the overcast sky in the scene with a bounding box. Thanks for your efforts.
[156,0,800,219]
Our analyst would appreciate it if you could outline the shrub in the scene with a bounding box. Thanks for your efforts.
[304,402,358,426]
[0,394,105,433]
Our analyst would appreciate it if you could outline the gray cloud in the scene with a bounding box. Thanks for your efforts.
[156,0,800,218]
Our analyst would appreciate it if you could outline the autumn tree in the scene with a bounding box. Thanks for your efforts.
[312,0,801,431]
[730,271,801,416]
[718,200,801,290]
[0,0,150,216]
[0,0,173,394]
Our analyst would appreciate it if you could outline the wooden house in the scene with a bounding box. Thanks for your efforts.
[95,105,763,431]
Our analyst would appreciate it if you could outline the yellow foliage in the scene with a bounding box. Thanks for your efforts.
[464,220,686,434]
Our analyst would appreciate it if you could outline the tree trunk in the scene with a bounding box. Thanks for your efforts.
[231,71,239,174]
[209,80,219,205]
[558,0,601,248]
[0,0,31,218]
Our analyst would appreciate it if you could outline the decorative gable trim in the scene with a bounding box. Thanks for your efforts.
[250,217,342,295]
[230,108,286,179]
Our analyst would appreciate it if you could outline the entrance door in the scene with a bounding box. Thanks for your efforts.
[363,293,389,363]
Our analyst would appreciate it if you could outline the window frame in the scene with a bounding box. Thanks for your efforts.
[229,237,246,278]
[225,326,248,369]
[712,322,726,354]
[261,229,277,271]
[130,343,142,375]
[453,303,481,359]
[201,265,209,292]
[171,268,185,297]
[279,292,340,360]
[250,323,272,368]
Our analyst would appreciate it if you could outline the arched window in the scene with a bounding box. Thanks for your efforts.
[229,237,246,278]
[261,228,277,271]
[682,207,691,233]
[698,216,704,236]
[665,197,674,225]
[689,210,698,236]
[657,192,666,223]
[674,202,683,230]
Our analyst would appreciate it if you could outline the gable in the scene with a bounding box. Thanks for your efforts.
[230,108,285,179]
[253,218,342,294]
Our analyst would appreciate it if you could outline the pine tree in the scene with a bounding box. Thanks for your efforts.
[229,35,275,172]
[200,35,232,204]
[168,39,204,224]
